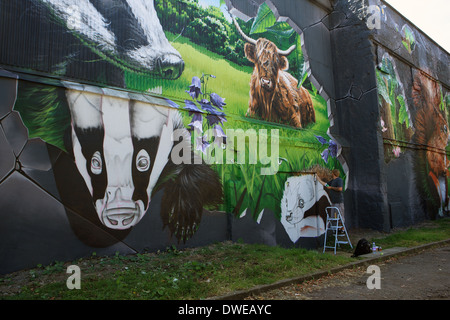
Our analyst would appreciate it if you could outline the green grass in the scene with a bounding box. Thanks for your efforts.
[1,218,449,300]
[372,218,450,249]
[0,243,353,300]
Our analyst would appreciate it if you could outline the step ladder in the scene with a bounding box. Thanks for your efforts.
[323,206,352,254]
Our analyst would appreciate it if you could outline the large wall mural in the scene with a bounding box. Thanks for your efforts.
[1,0,448,275]
[1,0,344,273]
[377,53,414,162]
[411,70,450,218]
[375,11,450,222]
[153,1,344,243]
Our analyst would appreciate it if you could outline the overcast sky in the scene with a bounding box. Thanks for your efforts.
[384,0,450,53]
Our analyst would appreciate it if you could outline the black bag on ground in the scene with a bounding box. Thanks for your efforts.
[352,238,372,257]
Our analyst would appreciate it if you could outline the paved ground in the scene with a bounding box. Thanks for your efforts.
[245,245,450,300]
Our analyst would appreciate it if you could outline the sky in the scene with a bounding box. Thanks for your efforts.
[198,0,220,7]
[197,0,232,21]
[197,0,450,53]
[383,0,450,53]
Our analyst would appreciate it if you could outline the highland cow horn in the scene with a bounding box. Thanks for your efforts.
[232,17,296,56]
[232,17,257,45]
[277,44,297,56]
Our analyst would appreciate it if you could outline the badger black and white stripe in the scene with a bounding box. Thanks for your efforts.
[65,85,223,242]
[1,0,184,85]
[2,0,219,244]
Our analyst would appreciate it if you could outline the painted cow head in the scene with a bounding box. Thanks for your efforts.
[233,17,296,93]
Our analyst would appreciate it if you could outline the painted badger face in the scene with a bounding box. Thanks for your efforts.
[43,0,184,79]
[66,87,178,230]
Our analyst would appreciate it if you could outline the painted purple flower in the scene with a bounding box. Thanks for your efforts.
[315,135,328,145]
[316,136,338,163]
[184,100,203,115]
[206,112,227,126]
[197,97,227,127]
[198,98,211,105]
[197,99,216,113]
[180,75,228,154]
[321,149,329,163]
[196,135,210,154]
[210,93,226,110]
[186,76,202,100]
[213,125,227,145]
[189,113,203,133]
[164,98,179,109]
[328,140,337,158]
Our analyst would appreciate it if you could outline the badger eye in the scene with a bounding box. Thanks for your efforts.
[298,198,305,208]
[91,151,102,175]
[136,149,150,172]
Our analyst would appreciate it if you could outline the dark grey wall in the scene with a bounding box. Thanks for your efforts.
[327,0,450,230]
[327,0,390,231]
[374,0,450,227]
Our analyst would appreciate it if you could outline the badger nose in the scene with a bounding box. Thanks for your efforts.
[157,54,185,79]
[107,211,137,228]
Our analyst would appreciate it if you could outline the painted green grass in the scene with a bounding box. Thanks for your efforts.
[127,32,331,140]
[126,32,253,117]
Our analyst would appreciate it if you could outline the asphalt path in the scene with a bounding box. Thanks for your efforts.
[245,244,450,300]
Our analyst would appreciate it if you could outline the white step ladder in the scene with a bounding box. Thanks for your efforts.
[323,206,352,254]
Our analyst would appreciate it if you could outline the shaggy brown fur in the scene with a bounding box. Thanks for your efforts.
[244,39,315,128]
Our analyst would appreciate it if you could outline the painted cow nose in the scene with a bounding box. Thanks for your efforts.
[261,78,272,89]
[157,54,185,79]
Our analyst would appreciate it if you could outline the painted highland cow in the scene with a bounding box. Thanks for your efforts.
[233,18,315,128]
